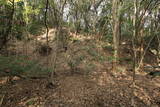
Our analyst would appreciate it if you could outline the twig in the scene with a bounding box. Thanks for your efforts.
[137,34,156,70]
[0,94,5,107]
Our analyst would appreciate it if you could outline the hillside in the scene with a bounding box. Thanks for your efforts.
[0,30,160,107]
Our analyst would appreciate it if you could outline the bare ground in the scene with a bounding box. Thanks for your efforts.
[0,68,160,107]
[0,29,160,107]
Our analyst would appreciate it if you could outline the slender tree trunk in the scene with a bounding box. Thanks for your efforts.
[131,0,138,106]
[156,35,160,66]
[49,1,64,85]
[0,0,15,50]
[112,0,121,66]
[45,0,49,46]
[139,26,144,68]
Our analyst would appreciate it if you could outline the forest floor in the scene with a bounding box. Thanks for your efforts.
[0,29,160,107]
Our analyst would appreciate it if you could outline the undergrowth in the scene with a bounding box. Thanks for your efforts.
[0,55,51,77]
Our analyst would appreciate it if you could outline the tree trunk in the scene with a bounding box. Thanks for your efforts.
[0,0,15,50]
[112,0,121,64]
[131,0,138,106]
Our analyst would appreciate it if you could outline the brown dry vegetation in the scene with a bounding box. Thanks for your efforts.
[0,29,160,107]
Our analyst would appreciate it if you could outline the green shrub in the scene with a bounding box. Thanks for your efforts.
[67,55,85,72]
[0,55,50,77]
[28,22,45,35]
